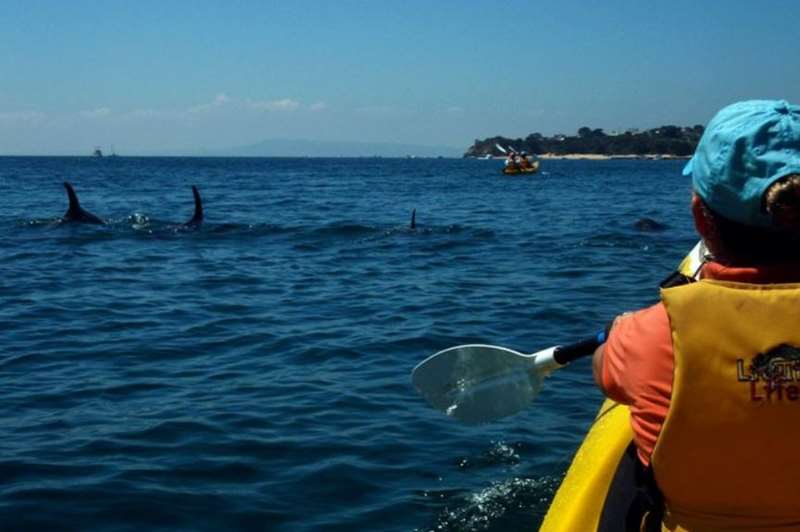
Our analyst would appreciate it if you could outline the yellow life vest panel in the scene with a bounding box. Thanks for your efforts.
[654,279,800,531]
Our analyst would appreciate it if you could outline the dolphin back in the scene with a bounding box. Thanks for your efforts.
[633,217,667,232]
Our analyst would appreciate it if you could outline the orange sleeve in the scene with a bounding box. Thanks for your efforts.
[600,303,673,405]
[599,302,675,465]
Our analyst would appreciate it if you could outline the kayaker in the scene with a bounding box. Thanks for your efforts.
[519,151,532,169]
[592,100,800,531]
[505,150,519,171]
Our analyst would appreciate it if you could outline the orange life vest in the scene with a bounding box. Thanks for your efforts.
[654,280,800,530]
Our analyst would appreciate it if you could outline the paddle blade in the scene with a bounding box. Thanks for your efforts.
[412,344,543,424]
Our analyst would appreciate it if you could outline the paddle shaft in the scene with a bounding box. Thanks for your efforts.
[545,260,704,367]
[547,258,705,368]
[552,331,607,366]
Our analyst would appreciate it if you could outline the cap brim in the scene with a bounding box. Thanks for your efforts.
[682,157,694,177]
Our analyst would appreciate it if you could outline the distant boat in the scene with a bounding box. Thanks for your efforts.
[109,145,119,158]
[93,147,103,158]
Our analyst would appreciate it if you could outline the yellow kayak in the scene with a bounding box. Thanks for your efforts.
[502,161,540,175]
[539,243,704,531]
[540,400,633,531]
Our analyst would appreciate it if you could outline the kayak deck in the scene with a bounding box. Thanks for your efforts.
[540,399,633,531]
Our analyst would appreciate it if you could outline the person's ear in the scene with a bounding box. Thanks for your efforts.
[691,193,711,239]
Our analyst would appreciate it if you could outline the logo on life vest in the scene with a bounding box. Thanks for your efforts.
[737,344,800,402]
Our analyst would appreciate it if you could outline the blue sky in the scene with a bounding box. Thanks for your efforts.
[1,0,800,155]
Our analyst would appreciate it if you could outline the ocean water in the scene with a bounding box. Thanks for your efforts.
[0,157,697,531]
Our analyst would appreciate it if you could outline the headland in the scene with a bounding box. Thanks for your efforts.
[465,125,703,159]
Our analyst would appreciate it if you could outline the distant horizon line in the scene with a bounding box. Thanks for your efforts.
[0,137,466,158]
[0,154,466,159]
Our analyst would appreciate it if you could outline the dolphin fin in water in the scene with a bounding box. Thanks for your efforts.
[184,185,203,227]
[62,182,104,224]
[410,209,416,229]
[633,217,667,232]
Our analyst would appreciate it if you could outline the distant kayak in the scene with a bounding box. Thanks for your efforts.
[501,160,540,175]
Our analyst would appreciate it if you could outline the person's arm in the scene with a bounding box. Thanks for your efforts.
[592,312,636,403]
[592,342,607,391]
[591,304,672,405]
[592,314,628,393]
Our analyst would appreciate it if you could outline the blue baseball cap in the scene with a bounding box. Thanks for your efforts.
[683,100,800,227]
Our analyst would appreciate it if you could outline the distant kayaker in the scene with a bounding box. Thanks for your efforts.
[518,151,532,169]
[592,100,800,530]
[505,150,519,171]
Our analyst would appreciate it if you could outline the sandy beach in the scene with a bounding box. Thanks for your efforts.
[482,153,690,160]
[537,153,691,160]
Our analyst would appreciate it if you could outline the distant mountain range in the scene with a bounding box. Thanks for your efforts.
[204,138,463,158]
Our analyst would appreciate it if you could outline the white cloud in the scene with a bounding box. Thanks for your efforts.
[121,108,184,121]
[247,98,301,112]
[524,108,545,117]
[125,94,306,120]
[80,107,112,118]
[126,109,159,119]
[309,101,327,112]
[188,93,231,114]
[355,105,406,118]
[0,111,47,124]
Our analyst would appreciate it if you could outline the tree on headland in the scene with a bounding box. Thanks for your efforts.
[464,125,704,157]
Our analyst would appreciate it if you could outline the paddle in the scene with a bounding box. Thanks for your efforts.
[412,241,707,424]
[411,334,606,424]
[495,143,520,155]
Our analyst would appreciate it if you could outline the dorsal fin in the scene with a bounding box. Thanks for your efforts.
[62,182,104,224]
[185,185,203,226]
[64,182,81,214]
[410,208,416,229]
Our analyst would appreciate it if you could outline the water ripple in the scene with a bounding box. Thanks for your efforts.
[0,157,694,530]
